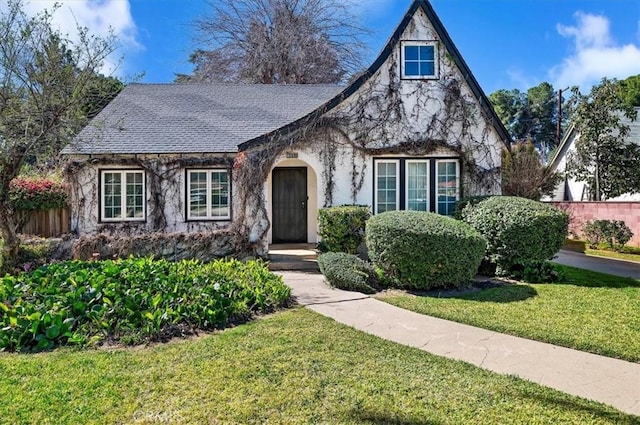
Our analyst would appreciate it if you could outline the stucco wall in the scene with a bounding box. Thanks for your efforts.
[67,154,237,236]
[552,202,640,247]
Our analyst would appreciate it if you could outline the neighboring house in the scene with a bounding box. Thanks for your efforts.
[548,106,640,202]
[63,0,510,256]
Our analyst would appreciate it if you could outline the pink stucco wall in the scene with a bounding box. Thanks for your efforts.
[551,202,640,247]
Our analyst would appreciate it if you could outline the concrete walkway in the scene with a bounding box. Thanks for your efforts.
[280,271,640,416]
[554,250,640,279]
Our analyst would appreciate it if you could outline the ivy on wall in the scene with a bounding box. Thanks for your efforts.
[65,52,503,258]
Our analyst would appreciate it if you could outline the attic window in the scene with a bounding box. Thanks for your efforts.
[401,41,438,79]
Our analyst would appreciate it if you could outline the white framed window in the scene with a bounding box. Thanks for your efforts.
[374,160,400,214]
[187,169,231,220]
[436,160,460,216]
[406,160,429,211]
[401,41,438,79]
[100,170,145,222]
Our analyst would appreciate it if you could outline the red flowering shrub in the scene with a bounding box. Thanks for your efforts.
[9,177,68,211]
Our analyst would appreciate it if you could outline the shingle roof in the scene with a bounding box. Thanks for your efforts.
[63,83,344,155]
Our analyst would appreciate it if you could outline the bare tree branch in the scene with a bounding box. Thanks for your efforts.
[181,0,370,84]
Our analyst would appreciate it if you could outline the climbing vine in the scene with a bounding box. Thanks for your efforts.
[66,41,503,259]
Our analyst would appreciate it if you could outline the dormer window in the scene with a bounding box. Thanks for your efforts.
[401,41,438,79]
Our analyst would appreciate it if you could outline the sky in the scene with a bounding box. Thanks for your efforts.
[21,0,640,94]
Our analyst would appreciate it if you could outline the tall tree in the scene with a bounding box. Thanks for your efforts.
[0,0,118,272]
[489,82,569,159]
[619,74,640,108]
[179,0,368,84]
[567,78,640,201]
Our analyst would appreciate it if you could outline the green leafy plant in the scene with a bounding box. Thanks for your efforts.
[453,195,492,220]
[461,196,569,276]
[366,211,486,289]
[0,257,290,352]
[522,262,566,283]
[9,177,68,211]
[583,220,633,251]
[317,252,378,294]
[318,205,370,254]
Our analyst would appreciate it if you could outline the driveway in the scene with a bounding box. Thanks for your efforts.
[553,250,640,279]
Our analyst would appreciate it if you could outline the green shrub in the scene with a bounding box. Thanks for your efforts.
[366,211,486,289]
[317,252,377,294]
[0,257,290,352]
[583,220,633,251]
[522,262,566,283]
[318,205,370,254]
[453,195,492,220]
[9,177,68,211]
[462,196,569,276]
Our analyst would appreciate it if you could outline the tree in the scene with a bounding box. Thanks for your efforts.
[489,82,570,160]
[179,0,368,84]
[619,74,640,108]
[501,141,562,200]
[567,78,640,201]
[0,0,118,272]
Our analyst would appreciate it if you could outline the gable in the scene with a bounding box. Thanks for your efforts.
[239,0,511,151]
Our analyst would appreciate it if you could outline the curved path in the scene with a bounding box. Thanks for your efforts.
[279,271,640,417]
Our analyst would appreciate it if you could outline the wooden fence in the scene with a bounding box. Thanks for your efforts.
[20,207,70,238]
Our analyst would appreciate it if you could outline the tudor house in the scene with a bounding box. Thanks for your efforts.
[63,0,511,255]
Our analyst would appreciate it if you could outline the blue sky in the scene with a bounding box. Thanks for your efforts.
[25,0,640,94]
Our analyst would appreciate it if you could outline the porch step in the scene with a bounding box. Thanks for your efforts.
[268,244,319,272]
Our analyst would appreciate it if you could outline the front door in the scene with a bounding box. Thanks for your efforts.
[272,167,307,243]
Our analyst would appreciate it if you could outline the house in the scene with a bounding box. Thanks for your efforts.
[546,107,640,246]
[548,107,640,202]
[63,0,510,257]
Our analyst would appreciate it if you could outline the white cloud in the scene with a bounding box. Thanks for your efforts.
[23,0,141,77]
[551,12,640,90]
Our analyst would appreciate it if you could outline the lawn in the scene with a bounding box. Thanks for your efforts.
[378,265,640,362]
[586,248,640,263]
[1,309,636,424]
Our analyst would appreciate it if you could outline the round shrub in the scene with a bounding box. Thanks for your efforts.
[461,196,569,275]
[318,205,370,254]
[366,211,486,289]
[317,252,377,294]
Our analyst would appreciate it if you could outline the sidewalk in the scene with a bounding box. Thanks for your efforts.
[553,250,640,279]
[280,271,640,416]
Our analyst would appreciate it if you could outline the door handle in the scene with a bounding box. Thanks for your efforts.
[301,201,306,209]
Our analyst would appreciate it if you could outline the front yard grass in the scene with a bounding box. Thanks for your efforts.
[586,248,640,263]
[378,265,640,362]
[1,308,637,424]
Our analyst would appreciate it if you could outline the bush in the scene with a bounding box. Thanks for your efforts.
[462,196,569,276]
[0,257,290,352]
[317,252,377,294]
[522,262,565,283]
[453,195,492,220]
[318,205,370,254]
[366,211,486,289]
[9,177,68,211]
[583,220,633,251]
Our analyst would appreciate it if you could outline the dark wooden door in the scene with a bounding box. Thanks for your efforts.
[272,167,307,243]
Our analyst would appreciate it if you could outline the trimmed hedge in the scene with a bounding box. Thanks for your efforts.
[317,252,377,294]
[318,205,370,254]
[0,257,290,352]
[366,211,486,289]
[462,196,569,275]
